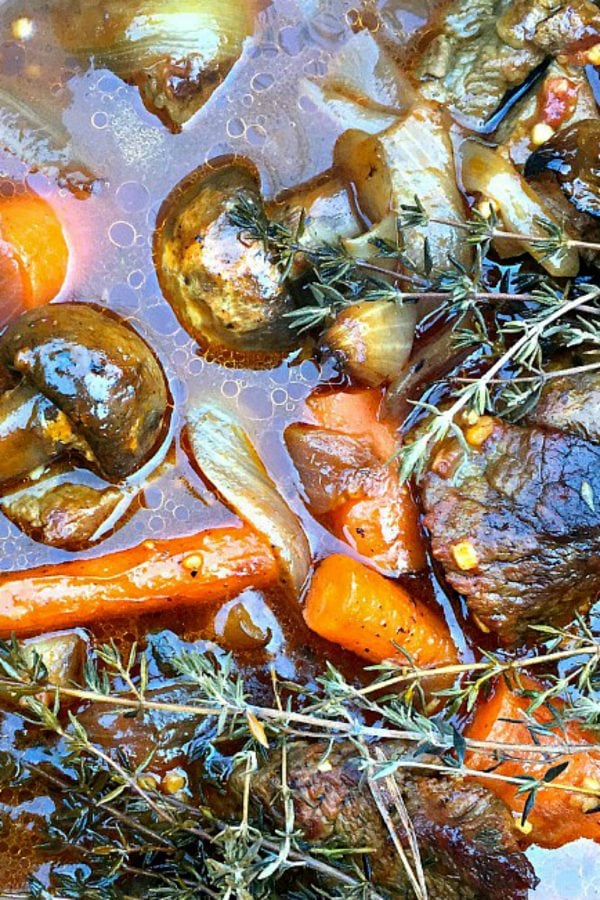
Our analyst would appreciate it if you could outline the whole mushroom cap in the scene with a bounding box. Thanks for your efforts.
[0,303,169,481]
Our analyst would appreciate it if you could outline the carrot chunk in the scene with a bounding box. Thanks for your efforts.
[0,191,69,311]
[0,526,278,637]
[465,675,600,848]
[304,554,457,669]
[292,389,426,574]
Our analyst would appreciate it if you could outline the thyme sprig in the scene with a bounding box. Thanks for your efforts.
[0,627,597,898]
[229,196,600,482]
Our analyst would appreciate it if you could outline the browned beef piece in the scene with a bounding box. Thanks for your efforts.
[421,416,600,643]
[527,370,600,443]
[222,742,536,899]
[418,0,600,128]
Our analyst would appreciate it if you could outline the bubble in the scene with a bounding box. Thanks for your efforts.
[116,180,150,213]
[128,269,145,289]
[251,72,274,93]
[148,515,165,534]
[278,25,305,56]
[226,117,246,138]
[91,111,108,129]
[174,505,191,523]
[242,93,254,108]
[109,221,136,248]
[144,486,164,511]
[271,388,288,406]
[221,380,240,399]
[188,357,204,376]
[298,94,318,113]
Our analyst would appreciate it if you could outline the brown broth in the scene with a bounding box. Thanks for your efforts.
[0,0,598,895]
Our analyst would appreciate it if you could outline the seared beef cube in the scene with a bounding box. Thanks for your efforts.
[222,741,537,900]
[421,417,600,643]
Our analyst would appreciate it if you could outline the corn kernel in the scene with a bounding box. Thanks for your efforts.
[515,818,533,836]
[531,122,555,147]
[12,17,34,40]
[465,416,495,448]
[451,540,479,571]
[162,769,187,795]
[587,43,600,65]
[138,774,159,792]
[183,554,203,572]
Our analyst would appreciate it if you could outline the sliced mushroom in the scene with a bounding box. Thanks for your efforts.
[156,159,298,356]
[0,304,169,482]
[0,381,92,487]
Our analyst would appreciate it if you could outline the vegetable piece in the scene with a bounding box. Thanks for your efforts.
[0,191,69,312]
[286,389,426,575]
[1,481,126,550]
[156,160,297,357]
[460,139,580,277]
[22,630,87,688]
[0,382,91,488]
[335,103,472,277]
[53,0,260,130]
[524,118,600,219]
[187,402,311,595]
[0,526,278,637]
[300,29,413,135]
[320,299,416,387]
[0,304,169,482]
[304,554,458,669]
[465,674,600,848]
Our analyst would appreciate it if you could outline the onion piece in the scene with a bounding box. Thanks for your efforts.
[186,403,310,596]
[460,139,580,277]
[301,30,413,135]
[335,103,472,277]
[54,0,259,129]
[321,299,416,387]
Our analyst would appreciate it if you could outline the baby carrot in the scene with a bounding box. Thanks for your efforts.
[0,191,69,310]
[304,553,457,669]
[465,674,600,847]
[0,525,278,637]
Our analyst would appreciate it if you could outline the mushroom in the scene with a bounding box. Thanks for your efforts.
[1,481,127,551]
[0,303,169,484]
[156,159,298,356]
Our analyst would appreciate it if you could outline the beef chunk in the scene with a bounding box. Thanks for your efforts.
[223,741,537,899]
[421,417,600,643]
[418,0,600,128]
[528,369,600,443]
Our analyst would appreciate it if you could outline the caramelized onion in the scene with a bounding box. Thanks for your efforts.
[460,139,580,277]
[186,402,310,596]
[320,299,416,387]
[54,0,259,129]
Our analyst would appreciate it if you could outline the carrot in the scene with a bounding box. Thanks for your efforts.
[0,191,69,310]
[302,389,426,573]
[465,674,600,848]
[0,525,278,637]
[304,554,457,670]
[307,388,396,459]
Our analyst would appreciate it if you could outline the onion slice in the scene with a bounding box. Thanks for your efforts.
[460,139,580,277]
[186,402,310,596]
